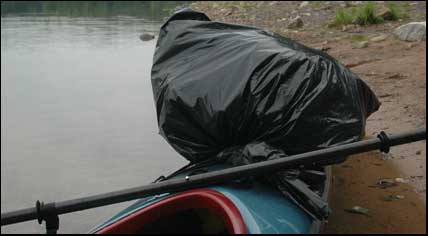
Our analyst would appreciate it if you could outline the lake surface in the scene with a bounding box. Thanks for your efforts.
[1,2,188,234]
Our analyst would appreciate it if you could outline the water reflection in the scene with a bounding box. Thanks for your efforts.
[1,1,189,234]
[1,16,161,50]
[1,1,189,20]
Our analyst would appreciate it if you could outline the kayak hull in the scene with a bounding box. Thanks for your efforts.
[91,167,330,234]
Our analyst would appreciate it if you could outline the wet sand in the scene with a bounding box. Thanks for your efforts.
[192,0,427,203]
[323,151,426,234]
[191,2,426,232]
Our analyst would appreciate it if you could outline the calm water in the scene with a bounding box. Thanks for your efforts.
[1,2,188,234]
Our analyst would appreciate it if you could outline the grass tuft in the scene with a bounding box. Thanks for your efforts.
[333,8,354,26]
[354,2,383,25]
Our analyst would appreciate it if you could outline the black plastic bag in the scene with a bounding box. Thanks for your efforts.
[151,9,380,163]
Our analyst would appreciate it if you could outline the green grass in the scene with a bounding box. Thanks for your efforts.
[386,1,400,21]
[354,1,384,25]
[310,1,324,7]
[331,2,395,27]
[333,8,354,26]
[386,1,410,21]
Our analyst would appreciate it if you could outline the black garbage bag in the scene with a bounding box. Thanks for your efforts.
[151,9,380,220]
[151,9,380,163]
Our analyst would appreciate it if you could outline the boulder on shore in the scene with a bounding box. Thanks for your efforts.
[393,22,426,42]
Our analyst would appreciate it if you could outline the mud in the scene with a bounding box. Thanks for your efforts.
[324,34,426,204]
[323,151,426,233]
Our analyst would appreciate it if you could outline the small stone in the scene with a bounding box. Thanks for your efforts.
[230,6,240,13]
[345,2,355,7]
[406,43,418,49]
[370,34,389,42]
[287,16,304,29]
[395,178,408,183]
[300,1,309,8]
[342,24,355,32]
[384,194,405,201]
[139,33,155,41]
[377,7,393,21]
[320,46,331,52]
[345,206,369,215]
[377,178,398,188]
[416,150,422,155]
[321,5,332,10]
[354,41,369,49]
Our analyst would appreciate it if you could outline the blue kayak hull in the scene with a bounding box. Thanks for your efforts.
[90,167,330,234]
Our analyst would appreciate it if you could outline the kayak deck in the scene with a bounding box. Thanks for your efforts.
[94,188,246,234]
[91,166,330,234]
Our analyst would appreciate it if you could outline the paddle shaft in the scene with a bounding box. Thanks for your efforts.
[1,128,426,227]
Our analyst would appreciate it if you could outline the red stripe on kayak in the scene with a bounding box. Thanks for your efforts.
[95,189,247,234]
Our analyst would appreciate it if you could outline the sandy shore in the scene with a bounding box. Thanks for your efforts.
[191,1,426,233]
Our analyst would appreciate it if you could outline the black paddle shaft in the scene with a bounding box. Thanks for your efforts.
[1,128,426,229]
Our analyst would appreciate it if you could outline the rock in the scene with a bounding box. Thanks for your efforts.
[376,7,393,21]
[287,16,304,29]
[341,25,354,32]
[384,195,405,201]
[341,24,364,33]
[416,150,422,155]
[395,178,408,183]
[227,6,241,15]
[139,33,155,41]
[393,22,426,42]
[405,43,418,50]
[345,58,381,68]
[370,34,389,42]
[345,1,356,7]
[386,73,408,80]
[314,45,331,52]
[379,93,393,98]
[353,41,369,49]
[299,1,309,8]
[321,5,332,10]
[345,206,369,215]
[376,179,398,188]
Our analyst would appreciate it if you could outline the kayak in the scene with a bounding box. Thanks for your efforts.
[90,165,331,234]
[1,129,425,234]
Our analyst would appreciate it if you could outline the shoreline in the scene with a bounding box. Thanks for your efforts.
[191,1,426,233]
